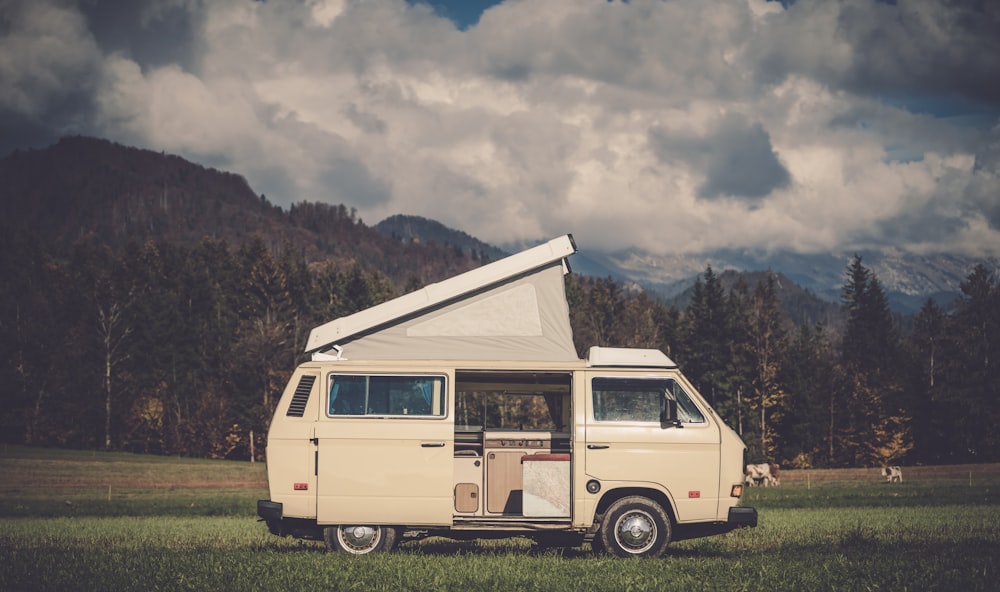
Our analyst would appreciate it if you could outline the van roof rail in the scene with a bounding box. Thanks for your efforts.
[587,347,677,368]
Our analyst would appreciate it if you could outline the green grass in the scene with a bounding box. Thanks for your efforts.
[0,445,265,517]
[1,447,998,591]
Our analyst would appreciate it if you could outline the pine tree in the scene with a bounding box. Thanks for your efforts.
[779,323,836,467]
[576,277,625,349]
[948,264,1000,460]
[233,238,294,434]
[907,299,949,463]
[682,267,732,409]
[838,255,910,466]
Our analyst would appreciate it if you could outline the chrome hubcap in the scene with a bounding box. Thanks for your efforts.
[615,511,656,554]
[339,526,380,553]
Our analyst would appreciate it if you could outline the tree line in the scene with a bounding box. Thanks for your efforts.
[1,230,997,467]
[569,260,999,467]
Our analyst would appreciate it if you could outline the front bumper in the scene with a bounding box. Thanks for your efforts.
[728,505,758,528]
[672,505,758,541]
[257,500,283,522]
[257,500,284,536]
[257,500,324,540]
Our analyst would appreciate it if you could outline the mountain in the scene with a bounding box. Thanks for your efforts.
[3,136,992,315]
[374,216,628,281]
[0,136,484,288]
[375,214,509,263]
[590,245,997,314]
[1,136,292,249]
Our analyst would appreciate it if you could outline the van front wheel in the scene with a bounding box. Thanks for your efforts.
[324,525,397,554]
[599,496,671,557]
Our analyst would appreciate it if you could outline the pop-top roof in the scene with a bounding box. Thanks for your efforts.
[306,234,580,361]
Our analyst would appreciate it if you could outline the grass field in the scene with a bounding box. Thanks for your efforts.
[1,446,998,591]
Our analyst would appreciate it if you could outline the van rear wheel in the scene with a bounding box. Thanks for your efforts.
[323,525,397,554]
[598,496,671,558]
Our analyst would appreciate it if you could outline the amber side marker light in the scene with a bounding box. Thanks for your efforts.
[731,484,744,498]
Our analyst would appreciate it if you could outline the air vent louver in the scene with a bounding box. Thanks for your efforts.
[286,375,316,417]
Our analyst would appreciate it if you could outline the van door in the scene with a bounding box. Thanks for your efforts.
[584,374,721,522]
[315,373,453,526]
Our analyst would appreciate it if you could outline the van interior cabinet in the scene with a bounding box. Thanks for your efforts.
[486,450,525,514]
[453,455,483,514]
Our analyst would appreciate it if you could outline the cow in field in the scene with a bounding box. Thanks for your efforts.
[882,466,903,483]
[745,463,780,487]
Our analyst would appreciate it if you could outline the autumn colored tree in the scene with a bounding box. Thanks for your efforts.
[744,273,789,461]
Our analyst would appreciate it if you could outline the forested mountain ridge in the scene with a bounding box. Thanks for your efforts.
[1,136,292,250]
[375,214,509,263]
[0,136,483,288]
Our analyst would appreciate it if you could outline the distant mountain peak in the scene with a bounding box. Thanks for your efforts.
[374,214,508,263]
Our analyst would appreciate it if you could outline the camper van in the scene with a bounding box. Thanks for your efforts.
[257,235,756,557]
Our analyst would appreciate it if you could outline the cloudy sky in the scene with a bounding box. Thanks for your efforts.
[2,0,999,257]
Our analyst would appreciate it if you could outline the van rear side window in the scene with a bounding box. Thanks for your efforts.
[328,374,446,417]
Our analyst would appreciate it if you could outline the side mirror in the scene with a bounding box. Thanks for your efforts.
[661,398,682,428]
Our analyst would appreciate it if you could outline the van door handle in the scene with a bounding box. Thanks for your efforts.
[587,444,610,450]
[421,442,446,448]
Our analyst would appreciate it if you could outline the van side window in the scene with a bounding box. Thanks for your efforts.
[328,375,446,417]
[455,372,571,432]
[592,378,705,424]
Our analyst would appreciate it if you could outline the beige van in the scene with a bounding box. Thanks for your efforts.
[257,235,756,557]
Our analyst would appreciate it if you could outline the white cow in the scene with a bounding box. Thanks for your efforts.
[882,466,903,483]
[745,463,780,487]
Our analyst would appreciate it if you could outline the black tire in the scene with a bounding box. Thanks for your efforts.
[598,496,672,558]
[323,525,398,555]
[531,533,581,549]
[589,532,606,555]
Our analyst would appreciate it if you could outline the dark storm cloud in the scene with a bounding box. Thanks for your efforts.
[699,116,790,200]
[751,0,1000,108]
[648,114,790,201]
[0,0,104,153]
[78,0,200,72]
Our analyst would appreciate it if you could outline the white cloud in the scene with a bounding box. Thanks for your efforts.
[5,0,1000,257]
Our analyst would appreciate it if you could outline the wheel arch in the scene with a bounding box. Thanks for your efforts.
[594,486,676,524]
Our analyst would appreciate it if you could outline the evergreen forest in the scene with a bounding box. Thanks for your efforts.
[2,223,997,469]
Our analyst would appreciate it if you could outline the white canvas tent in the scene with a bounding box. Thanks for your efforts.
[306,235,580,362]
